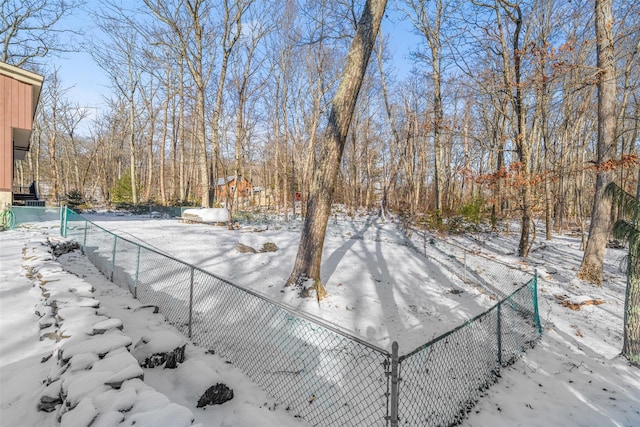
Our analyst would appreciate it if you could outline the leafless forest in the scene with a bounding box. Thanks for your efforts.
[7,0,639,238]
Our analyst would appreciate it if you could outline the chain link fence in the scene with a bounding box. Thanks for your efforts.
[406,226,534,299]
[11,206,62,228]
[60,208,541,426]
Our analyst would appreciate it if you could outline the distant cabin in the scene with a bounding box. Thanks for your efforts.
[215,176,252,203]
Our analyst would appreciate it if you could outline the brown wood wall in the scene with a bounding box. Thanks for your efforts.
[1,74,33,192]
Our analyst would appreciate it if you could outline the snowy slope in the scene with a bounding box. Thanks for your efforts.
[1,215,639,426]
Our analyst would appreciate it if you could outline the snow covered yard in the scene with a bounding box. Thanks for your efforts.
[2,214,640,426]
[80,213,498,352]
[0,225,310,427]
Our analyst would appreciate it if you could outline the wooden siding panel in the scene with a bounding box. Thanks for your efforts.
[0,72,38,193]
[10,78,17,127]
[0,127,10,191]
[23,82,32,128]
[0,75,10,191]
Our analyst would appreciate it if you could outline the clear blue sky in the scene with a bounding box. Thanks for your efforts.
[53,2,419,134]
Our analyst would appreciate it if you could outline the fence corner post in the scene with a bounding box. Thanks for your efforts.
[533,270,542,334]
[390,341,399,427]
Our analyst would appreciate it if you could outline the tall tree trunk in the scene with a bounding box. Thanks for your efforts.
[625,250,640,364]
[622,165,640,364]
[211,1,244,207]
[287,0,388,299]
[577,0,616,285]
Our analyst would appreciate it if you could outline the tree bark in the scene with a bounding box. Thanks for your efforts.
[287,0,388,299]
[577,0,616,285]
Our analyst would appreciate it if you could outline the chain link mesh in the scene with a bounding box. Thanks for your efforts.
[84,220,118,279]
[397,280,538,426]
[190,269,390,426]
[407,226,533,299]
[136,247,193,334]
[60,209,542,426]
[64,209,86,242]
[12,206,61,225]
[111,237,140,294]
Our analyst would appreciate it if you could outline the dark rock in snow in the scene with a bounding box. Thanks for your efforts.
[140,344,186,369]
[38,395,62,412]
[38,381,63,412]
[49,240,80,257]
[197,383,234,407]
[133,304,159,314]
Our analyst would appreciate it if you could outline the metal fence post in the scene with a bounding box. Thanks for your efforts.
[464,249,468,283]
[532,270,542,334]
[390,341,399,427]
[110,235,118,282]
[134,245,141,299]
[59,207,64,237]
[188,267,194,338]
[497,302,502,366]
[83,219,88,248]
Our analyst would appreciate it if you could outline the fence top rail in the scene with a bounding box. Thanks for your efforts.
[64,208,391,356]
[407,225,534,274]
[399,276,536,362]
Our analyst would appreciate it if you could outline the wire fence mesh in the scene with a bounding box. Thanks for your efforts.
[406,226,534,299]
[397,278,539,427]
[58,208,541,426]
[11,206,61,227]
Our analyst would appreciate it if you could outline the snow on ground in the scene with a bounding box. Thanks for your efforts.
[81,213,495,352]
[0,224,309,427]
[1,213,640,426]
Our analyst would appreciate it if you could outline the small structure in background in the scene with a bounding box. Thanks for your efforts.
[215,176,252,204]
[0,61,44,208]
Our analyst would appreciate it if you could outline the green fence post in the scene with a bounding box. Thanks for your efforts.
[188,267,194,338]
[532,270,542,334]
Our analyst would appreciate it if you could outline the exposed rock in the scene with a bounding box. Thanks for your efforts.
[139,344,186,369]
[133,332,187,369]
[236,243,257,254]
[49,240,80,257]
[38,380,63,412]
[133,304,159,314]
[164,344,186,369]
[197,383,234,407]
[260,242,278,253]
[237,241,278,253]
[38,395,63,412]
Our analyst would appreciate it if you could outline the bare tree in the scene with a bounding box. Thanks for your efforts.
[1,0,82,67]
[287,0,388,299]
[405,0,457,217]
[577,0,617,285]
[90,16,143,205]
[40,69,66,201]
